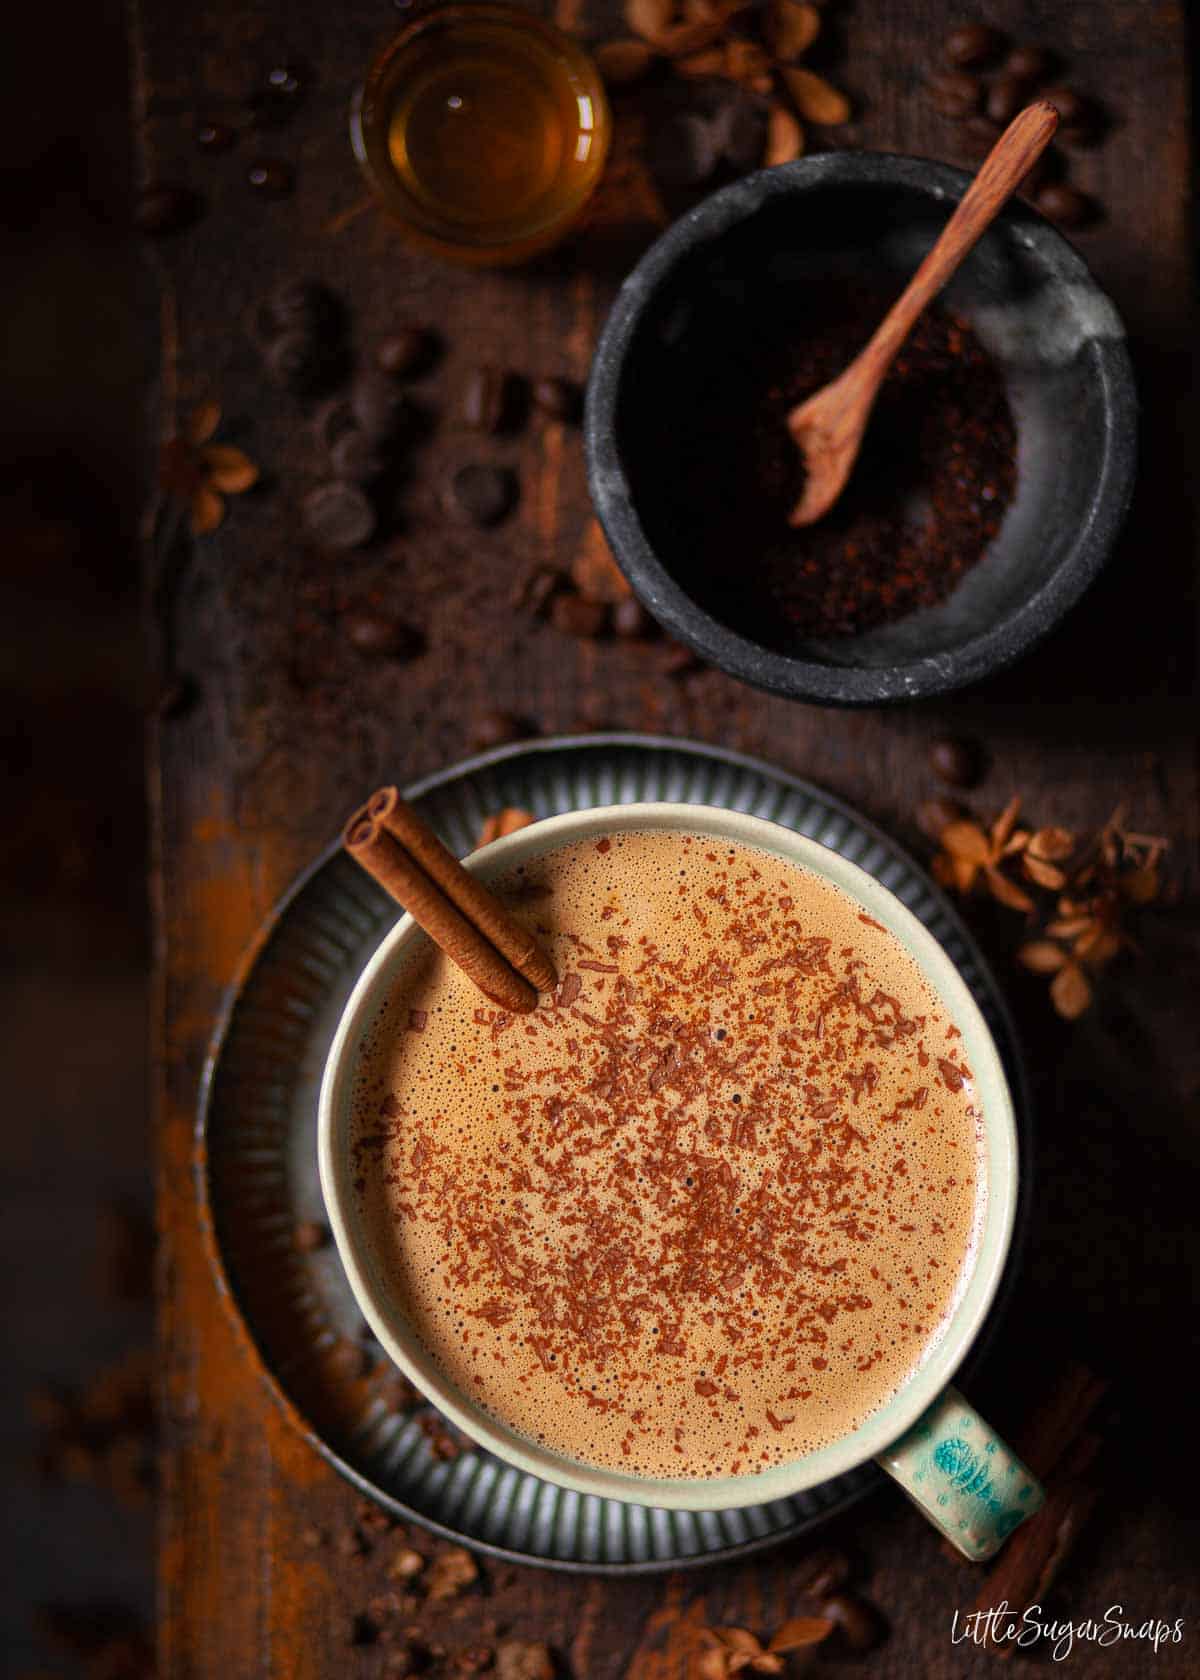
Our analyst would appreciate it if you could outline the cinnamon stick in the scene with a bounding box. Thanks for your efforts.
[366,786,557,994]
[344,814,538,1014]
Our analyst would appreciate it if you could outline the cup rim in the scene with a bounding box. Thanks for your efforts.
[318,801,1017,1510]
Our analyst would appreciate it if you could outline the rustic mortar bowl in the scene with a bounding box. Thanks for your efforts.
[585,154,1136,705]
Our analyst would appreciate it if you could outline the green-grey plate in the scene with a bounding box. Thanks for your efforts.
[197,733,1031,1573]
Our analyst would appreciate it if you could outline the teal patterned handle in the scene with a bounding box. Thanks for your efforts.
[878,1385,1044,1560]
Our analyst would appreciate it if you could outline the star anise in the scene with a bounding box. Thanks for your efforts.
[696,1618,832,1678]
[931,795,1035,912]
[159,402,259,535]
[599,0,850,169]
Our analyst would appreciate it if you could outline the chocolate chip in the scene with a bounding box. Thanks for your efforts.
[929,735,982,787]
[943,22,1003,68]
[376,327,433,378]
[823,1592,888,1654]
[247,159,294,196]
[313,397,358,452]
[352,370,412,441]
[530,377,581,424]
[613,596,652,639]
[302,482,376,549]
[331,429,388,484]
[550,594,608,639]
[925,70,982,119]
[135,183,200,236]
[649,110,722,186]
[261,278,339,340]
[986,74,1026,126]
[293,1220,329,1253]
[1005,44,1055,83]
[343,612,424,660]
[195,120,238,153]
[266,330,336,396]
[1035,181,1096,227]
[462,366,515,433]
[916,797,968,841]
[471,710,529,751]
[447,464,517,527]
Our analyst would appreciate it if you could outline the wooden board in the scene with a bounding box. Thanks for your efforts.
[136,0,1199,1672]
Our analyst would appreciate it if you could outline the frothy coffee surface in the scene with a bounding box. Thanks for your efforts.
[351,830,985,1480]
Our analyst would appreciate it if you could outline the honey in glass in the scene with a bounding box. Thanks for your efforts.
[351,4,610,266]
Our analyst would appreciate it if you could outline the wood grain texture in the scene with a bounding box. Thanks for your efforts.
[136,0,1199,1673]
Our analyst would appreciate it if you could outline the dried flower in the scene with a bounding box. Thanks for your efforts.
[931,795,1035,912]
[696,1618,832,1677]
[159,402,259,535]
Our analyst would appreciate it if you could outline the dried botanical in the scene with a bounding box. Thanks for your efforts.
[160,402,259,535]
[931,795,1035,912]
[602,0,850,174]
[696,1617,832,1678]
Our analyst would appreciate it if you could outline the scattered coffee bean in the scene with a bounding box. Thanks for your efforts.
[293,1220,329,1253]
[376,327,433,378]
[1005,44,1055,83]
[472,710,528,751]
[800,1547,852,1600]
[352,369,411,441]
[135,183,200,236]
[261,277,338,340]
[266,330,335,396]
[331,429,388,484]
[530,376,581,424]
[959,113,1002,155]
[1035,181,1095,226]
[447,464,517,527]
[822,1591,888,1654]
[925,70,982,119]
[929,735,982,788]
[943,22,1003,69]
[343,611,424,660]
[986,73,1026,126]
[1042,85,1088,128]
[649,109,723,186]
[247,159,294,196]
[550,593,608,639]
[462,366,515,433]
[1017,148,1055,196]
[720,89,768,172]
[916,797,968,841]
[302,481,376,549]
[313,397,358,452]
[613,596,652,639]
[195,120,238,153]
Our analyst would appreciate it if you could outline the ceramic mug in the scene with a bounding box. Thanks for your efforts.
[319,803,1044,1560]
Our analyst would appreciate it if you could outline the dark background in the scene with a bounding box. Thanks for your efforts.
[1,1,155,1673]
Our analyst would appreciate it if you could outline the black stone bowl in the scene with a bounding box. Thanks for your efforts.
[585,154,1136,705]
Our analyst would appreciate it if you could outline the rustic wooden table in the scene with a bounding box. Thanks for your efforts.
[138,1,1199,1673]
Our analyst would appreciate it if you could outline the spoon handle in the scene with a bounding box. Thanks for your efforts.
[857,101,1059,375]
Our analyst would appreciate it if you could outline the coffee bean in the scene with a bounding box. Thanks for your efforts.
[986,74,1026,126]
[247,159,293,196]
[1017,148,1055,196]
[462,366,514,433]
[925,71,981,119]
[1035,181,1096,227]
[1042,86,1088,128]
[266,330,336,396]
[613,596,652,639]
[135,183,200,236]
[195,120,238,153]
[550,594,609,639]
[447,464,517,527]
[960,114,1002,156]
[302,482,376,549]
[915,797,967,841]
[799,1547,851,1600]
[376,327,432,379]
[929,735,982,788]
[823,1592,887,1654]
[472,711,528,751]
[943,22,1003,69]
[649,110,722,186]
[313,397,358,452]
[1005,44,1055,83]
[261,278,338,340]
[343,611,424,659]
[331,430,388,484]
[530,376,582,424]
[352,369,411,441]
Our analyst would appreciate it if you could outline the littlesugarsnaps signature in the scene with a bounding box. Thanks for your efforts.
[951,1603,1185,1661]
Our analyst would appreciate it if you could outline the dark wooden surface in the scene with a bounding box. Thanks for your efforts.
[137,1,1199,1673]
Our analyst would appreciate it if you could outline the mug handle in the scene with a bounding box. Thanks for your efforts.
[876,1385,1044,1561]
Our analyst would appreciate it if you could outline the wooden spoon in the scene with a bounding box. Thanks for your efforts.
[786,100,1059,528]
